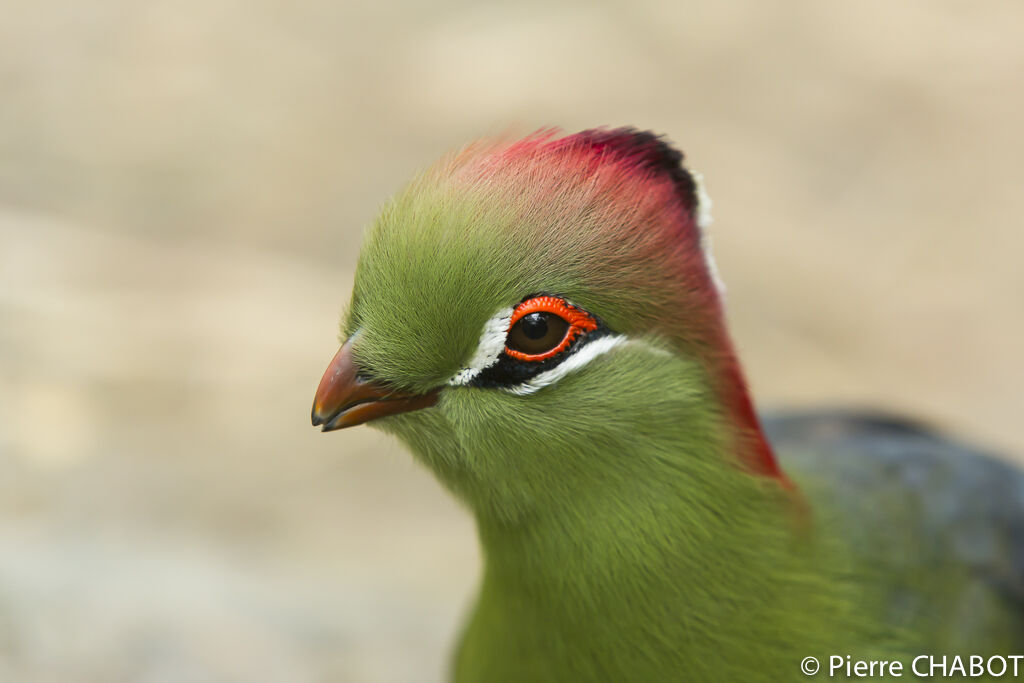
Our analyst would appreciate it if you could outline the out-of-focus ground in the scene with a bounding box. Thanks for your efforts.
[1,1,1022,681]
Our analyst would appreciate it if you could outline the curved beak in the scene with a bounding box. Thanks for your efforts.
[311,337,440,432]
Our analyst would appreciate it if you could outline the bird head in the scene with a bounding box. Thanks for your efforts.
[313,128,785,523]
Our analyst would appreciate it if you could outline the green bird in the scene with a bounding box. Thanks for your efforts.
[312,128,1024,682]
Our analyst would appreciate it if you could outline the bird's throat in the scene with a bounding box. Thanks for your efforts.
[455,458,834,683]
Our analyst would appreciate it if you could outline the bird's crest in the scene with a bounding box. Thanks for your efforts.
[556,128,702,221]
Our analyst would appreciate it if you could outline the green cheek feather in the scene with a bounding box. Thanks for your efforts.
[312,128,1024,682]
[381,344,898,682]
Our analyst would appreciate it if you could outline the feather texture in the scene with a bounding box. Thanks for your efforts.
[327,128,1024,682]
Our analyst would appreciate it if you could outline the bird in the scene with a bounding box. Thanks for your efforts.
[311,128,1024,682]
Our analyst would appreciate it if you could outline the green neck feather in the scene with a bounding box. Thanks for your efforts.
[456,441,882,682]
[378,345,902,682]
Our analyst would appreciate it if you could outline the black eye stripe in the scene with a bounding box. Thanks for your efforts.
[469,319,612,390]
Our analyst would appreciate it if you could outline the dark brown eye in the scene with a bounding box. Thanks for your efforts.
[507,312,570,357]
[503,295,599,362]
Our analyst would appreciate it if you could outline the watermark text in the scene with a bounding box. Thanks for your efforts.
[799,654,1024,678]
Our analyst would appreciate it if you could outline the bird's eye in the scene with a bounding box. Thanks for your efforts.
[507,312,569,356]
[504,296,598,361]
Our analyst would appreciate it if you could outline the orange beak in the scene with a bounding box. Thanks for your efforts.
[311,337,440,431]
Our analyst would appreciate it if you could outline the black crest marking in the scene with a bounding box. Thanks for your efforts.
[569,127,699,217]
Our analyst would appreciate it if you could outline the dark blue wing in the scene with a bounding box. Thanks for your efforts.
[765,410,1024,648]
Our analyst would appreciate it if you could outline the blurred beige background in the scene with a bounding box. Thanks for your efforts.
[1,1,1022,681]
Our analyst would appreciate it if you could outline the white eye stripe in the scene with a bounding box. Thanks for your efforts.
[508,335,676,395]
[448,306,513,386]
[448,303,668,393]
[502,334,627,395]
[504,336,671,395]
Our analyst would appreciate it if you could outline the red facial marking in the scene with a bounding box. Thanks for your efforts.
[505,296,598,362]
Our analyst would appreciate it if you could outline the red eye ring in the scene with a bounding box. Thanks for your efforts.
[505,296,598,362]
